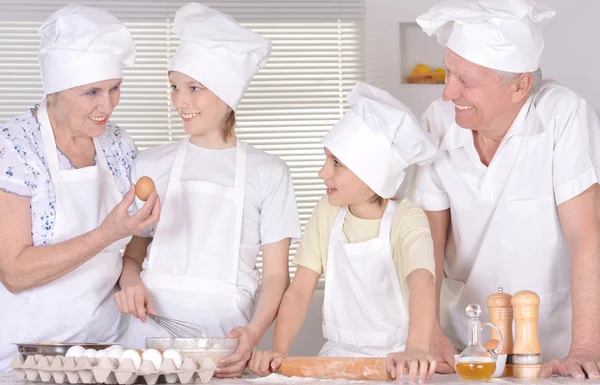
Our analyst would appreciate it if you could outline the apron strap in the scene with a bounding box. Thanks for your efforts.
[92,136,123,203]
[231,139,247,270]
[147,138,190,272]
[377,199,398,240]
[37,102,61,176]
[169,137,189,183]
[332,206,348,231]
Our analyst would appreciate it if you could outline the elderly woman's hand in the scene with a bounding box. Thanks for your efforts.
[99,186,160,242]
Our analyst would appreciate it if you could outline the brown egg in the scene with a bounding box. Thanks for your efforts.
[484,339,500,350]
[135,176,155,201]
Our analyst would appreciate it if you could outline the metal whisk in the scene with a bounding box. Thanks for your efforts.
[147,314,208,338]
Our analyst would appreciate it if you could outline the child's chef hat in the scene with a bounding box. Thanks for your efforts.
[39,4,135,95]
[168,2,271,110]
[322,82,437,199]
[417,0,555,72]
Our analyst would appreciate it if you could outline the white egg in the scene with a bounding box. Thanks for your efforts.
[65,345,85,358]
[142,349,163,370]
[119,349,142,370]
[162,349,183,369]
[94,349,109,358]
[107,348,124,360]
[82,349,97,358]
[106,345,122,351]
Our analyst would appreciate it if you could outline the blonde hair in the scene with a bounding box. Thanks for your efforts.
[222,110,236,140]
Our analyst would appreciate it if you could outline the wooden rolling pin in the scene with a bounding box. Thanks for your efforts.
[272,357,394,381]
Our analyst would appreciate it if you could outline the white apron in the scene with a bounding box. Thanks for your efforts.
[319,200,409,357]
[0,103,129,371]
[436,100,572,361]
[121,137,258,349]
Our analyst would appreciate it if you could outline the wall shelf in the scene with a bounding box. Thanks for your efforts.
[399,21,446,85]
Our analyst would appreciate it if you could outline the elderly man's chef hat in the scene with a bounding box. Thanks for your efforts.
[322,82,437,199]
[417,0,556,72]
[39,4,135,95]
[168,3,271,110]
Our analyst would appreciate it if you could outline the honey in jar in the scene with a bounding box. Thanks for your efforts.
[455,357,496,381]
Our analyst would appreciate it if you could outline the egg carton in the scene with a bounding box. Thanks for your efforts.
[10,354,216,384]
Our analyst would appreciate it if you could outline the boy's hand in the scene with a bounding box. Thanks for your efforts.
[386,348,437,384]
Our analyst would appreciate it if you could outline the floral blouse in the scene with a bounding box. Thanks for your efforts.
[0,107,137,246]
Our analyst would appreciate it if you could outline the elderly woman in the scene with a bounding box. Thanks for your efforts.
[0,4,160,371]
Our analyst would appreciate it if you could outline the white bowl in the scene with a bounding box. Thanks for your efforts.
[454,354,507,378]
[145,337,238,365]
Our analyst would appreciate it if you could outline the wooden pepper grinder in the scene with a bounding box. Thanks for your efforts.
[486,287,513,377]
[511,290,541,379]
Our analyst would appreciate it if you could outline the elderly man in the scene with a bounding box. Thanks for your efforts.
[410,0,600,380]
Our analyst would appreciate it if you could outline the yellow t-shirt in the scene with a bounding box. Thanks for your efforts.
[294,195,435,312]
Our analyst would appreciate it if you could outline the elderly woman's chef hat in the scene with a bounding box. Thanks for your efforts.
[322,82,437,199]
[417,0,556,72]
[168,2,271,110]
[39,3,135,95]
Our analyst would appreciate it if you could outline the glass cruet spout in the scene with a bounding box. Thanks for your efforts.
[466,303,482,348]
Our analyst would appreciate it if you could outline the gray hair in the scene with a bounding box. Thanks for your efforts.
[493,68,543,95]
[45,92,60,108]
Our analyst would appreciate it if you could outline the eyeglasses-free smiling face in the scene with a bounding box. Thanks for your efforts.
[168,70,232,137]
[442,48,519,134]
[49,78,122,137]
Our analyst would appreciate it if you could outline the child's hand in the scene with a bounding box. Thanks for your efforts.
[386,348,437,384]
[247,350,287,377]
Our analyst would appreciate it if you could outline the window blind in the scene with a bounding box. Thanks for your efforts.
[0,0,364,278]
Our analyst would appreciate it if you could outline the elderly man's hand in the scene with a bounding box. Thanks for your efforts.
[540,347,600,379]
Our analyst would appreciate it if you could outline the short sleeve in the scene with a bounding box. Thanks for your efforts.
[552,97,600,205]
[293,198,325,276]
[258,159,301,245]
[407,105,450,211]
[392,200,435,282]
[0,135,32,198]
[408,165,450,211]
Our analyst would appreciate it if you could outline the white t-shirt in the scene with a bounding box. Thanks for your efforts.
[131,140,302,293]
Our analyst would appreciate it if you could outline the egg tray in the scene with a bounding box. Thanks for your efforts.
[9,354,215,384]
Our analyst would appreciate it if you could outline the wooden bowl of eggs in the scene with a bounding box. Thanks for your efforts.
[146,338,238,366]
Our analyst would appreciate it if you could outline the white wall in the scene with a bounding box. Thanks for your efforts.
[365,0,600,118]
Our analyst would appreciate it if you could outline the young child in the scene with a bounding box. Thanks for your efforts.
[115,3,301,378]
[249,82,439,383]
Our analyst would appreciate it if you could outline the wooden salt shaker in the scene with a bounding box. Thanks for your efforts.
[511,290,541,379]
[487,287,513,377]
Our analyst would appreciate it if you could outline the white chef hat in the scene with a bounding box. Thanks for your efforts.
[322,82,437,199]
[417,0,556,73]
[168,3,271,110]
[38,4,135,95]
